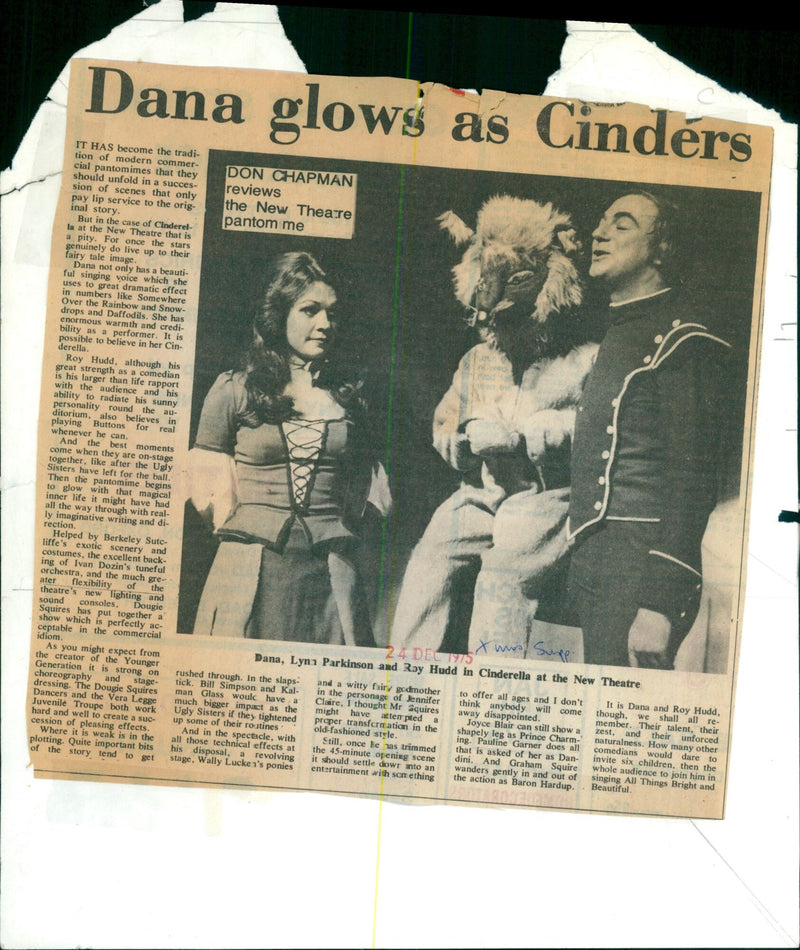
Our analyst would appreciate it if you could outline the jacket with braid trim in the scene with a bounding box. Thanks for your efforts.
[567,288,731,626]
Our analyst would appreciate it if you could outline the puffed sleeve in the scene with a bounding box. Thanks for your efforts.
[188,372,245,530]
[194,371,241,455]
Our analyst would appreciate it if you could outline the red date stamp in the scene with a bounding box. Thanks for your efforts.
[386,645,473,665]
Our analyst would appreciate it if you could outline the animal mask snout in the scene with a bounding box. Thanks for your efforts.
[470,263,547,329]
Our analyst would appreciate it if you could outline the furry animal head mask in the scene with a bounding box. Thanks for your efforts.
[439,196,583,352]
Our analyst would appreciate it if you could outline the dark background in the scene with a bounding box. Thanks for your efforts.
[176,146,761,632]
[3,4,799,171]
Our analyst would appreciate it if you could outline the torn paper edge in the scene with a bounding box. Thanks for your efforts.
[1,12,797,950]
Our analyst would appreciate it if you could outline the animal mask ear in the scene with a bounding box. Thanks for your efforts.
[438,210,474,246]
[554,225,581,256]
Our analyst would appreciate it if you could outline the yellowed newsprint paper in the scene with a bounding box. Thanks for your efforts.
[28,59,773,818]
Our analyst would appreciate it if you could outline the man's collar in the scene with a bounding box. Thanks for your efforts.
[608,286,673,309]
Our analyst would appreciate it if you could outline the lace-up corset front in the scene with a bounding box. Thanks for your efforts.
[282,418,327,510]
[194,371,366,549]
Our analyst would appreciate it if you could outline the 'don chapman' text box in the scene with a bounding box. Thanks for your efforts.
[222,165,357,239]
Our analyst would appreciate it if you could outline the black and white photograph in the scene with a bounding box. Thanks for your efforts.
[179,149,760,675]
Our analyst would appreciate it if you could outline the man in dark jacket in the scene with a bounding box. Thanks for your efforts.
[567,191,730,669]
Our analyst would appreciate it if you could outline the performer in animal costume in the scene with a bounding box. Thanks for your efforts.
[391,196,598,656]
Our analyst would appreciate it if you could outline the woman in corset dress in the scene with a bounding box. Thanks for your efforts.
[189,252,384,645]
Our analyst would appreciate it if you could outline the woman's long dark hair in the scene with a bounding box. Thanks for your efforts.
[242,251,364,422]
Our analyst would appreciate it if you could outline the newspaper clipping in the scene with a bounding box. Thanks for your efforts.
[28,59,773,818]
